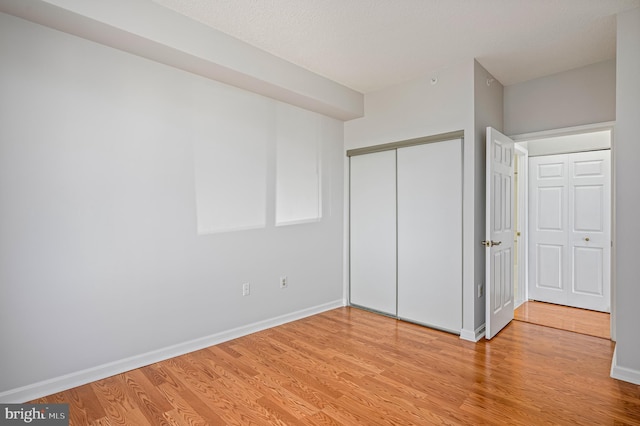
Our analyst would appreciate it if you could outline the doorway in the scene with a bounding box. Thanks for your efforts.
[511,124,613,338]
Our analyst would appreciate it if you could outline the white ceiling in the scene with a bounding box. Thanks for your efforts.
[151,0,640,93]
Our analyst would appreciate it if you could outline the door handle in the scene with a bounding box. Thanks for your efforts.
[585,237,590,242]
[481,240,502,247]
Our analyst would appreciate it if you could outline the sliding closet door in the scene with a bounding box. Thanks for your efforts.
[349,150,397,315]
[397,140,462,332]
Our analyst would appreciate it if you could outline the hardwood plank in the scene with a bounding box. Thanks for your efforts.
[63,381,107,425]
[140,364,185,393]
[29,307,640,425]
[335,372,466,426]
[156,381,223,425]
[162,357,272,426]
[90,377,149,426]
[203,345,260,379]
[242,371,322,418]
[255,396,306,426]
[87,417,112,426]
[116,370,172,426]
[229,338,344,402]
[300,410,342,426]
[161,409,193,426]
[514,300,610,339]
[90,376,135,412]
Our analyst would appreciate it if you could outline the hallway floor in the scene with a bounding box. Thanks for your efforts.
[514,300,610,339]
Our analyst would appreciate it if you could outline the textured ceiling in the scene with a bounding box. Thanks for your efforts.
[151,0,640,93]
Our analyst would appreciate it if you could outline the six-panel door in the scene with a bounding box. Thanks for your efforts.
[529,150,611,312]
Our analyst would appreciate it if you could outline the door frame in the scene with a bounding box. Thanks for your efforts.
[514,144,529,308]
[509,121,615,340]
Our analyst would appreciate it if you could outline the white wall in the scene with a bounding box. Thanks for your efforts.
[344,62,473,150]
[473,61,504,328]
[519,130,612,157]
[0,0,363,121]
[504,60,616,136]
[0,12,345,401]
[611,6,640,385]
[345,60,490,339]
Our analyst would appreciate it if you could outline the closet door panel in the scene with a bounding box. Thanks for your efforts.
[349,151,397,315]
[397,140,462,332]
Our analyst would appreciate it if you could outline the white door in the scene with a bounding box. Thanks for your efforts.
[349,150,397,315]
[529,150,611,312]
[397,139,462,333]
[528,154,567,307]
[485,128,515,339]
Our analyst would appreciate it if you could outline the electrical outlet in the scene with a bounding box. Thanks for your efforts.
[478,284,484,298]
[242,283,250,296]
[280,276,288,289]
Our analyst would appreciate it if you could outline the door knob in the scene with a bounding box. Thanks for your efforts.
[585,237,590,242]
[481,240,502,247]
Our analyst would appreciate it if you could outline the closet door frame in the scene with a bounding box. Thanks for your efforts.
[347,130,464,331]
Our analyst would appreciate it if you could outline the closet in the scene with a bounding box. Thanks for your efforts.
[349,135,463,333]
[528,150,611,312]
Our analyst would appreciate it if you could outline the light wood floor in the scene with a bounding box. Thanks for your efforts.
[31,307,639,425]
[514,300,611,339]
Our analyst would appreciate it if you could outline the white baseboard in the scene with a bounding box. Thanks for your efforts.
[0,299,345,403]
[610,345,640,385]
[460,324,485,342]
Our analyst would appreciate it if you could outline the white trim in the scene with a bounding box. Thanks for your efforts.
[509,121,616,141]
[611,345,640,385]
[344,156,351,305]
[0,300,345,403]
[514,144,529,306]
[610,127,617,342]
[460,324,485,342]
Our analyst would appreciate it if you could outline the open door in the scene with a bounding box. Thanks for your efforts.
[485,127,515,339]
